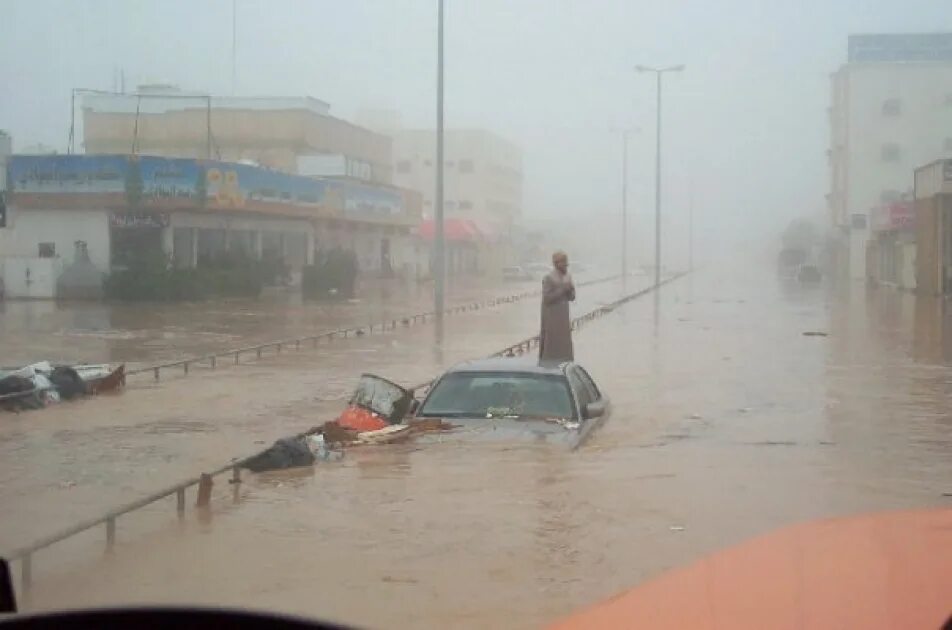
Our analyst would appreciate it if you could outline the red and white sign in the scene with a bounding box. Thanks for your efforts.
[871,202,914,232]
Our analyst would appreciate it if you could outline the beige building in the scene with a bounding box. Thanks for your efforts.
[828,34,952,280]
[81,86,393,183]
[389,128,523,234]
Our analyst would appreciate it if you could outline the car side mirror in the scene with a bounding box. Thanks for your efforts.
[583,401,605,419]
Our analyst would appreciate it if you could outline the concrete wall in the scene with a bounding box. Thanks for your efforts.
[0,207,110,272]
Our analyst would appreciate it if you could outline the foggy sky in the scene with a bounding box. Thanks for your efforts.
[3,0,950,267]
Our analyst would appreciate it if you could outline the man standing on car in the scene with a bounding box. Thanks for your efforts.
[539,251,575,362]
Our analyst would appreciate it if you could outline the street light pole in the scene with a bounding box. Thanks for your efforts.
[434,0,446,343]
[636,64,684,287]
[621,130,628,282]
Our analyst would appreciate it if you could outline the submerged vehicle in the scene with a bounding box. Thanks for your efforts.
[0,362,125,411]
[411,357,610,450]
[244,359,610,472]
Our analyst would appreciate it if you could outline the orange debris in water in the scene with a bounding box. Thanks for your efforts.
[336,405,389,432]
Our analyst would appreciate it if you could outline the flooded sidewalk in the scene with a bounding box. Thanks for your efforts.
[18,261,952,629]
[0,277,637,554]
[0,276,544,368]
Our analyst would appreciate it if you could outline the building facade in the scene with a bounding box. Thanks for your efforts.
[0,154,422,298]
[81,86,393,184]
[828,33,952,280]
[390,129,522,232]
[913,159,952,296]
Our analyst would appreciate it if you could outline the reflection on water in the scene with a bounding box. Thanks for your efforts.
[13,266,952,629]
[0,278,540,367]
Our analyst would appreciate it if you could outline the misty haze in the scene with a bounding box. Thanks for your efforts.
[0,1,950,628]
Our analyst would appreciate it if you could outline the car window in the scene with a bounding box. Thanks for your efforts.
[566,368,592,410]
[419,371,575,419]
[575,366,601,401]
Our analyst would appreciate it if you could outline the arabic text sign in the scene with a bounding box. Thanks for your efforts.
[109,213,170,229]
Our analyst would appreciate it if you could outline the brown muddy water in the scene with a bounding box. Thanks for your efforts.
[0,276,543,367]
[8,263,952,629]
[0,277,636,554]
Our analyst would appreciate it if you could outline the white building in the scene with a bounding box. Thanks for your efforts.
[829,33,952,280]
[389,129,523,233]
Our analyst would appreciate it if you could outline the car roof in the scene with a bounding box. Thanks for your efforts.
[443,356,570,376]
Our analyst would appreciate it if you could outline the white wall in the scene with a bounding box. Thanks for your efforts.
[840,62,952,278]
[0,207,110,272]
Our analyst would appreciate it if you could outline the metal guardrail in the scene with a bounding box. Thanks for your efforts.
[123,275,620,383]
[3,272,685,597]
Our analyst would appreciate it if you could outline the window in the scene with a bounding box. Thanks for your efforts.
[576,366,601,401]
[38,242,56,258]
[567,368,593,409]
[881,143,900,162]
[458,159,474,173]
[882,98,901,116]
[396,160,411,174]
[418,372,576,419]
[458,200,473,210]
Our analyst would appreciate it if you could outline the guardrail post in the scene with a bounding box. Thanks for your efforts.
[21,554,32,596]
[196,473,213,507]
[234,351,240,365]
[176,487,186,516]
[256,347,262,359]
[210,356,217,369]
[231,466,241,485]
[276,343,282,354]
[105,517,116,550]
[183,362,189,375]
[295,340,301,350]
[153,367,160,381]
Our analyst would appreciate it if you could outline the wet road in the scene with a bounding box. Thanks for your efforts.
[0,276,636,554]
[15,261,952,628]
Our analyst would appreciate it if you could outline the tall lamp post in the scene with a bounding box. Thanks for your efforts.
[635,64,684,287]
[612,127,638,282]
[434,0,446,343]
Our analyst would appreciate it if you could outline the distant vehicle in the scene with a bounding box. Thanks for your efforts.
[411,357,610,450]
[502,266,532,282]
[777,248,807,279]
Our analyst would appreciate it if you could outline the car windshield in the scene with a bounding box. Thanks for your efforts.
[418,371,575,420]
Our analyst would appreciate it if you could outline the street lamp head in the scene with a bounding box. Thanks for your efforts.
[634,65,654,73]
[665,64,686,73]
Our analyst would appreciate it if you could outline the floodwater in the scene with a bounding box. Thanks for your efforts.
[0,275,548,367]
[9,260,952,629]
[0,276,635,554]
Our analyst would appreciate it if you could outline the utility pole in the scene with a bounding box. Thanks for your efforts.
[689,184,694,272]
[622,131,628,282]
[613,127,638,282]
[636,64,684,287]
[232,0,238,95]
[434,0,446,343]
